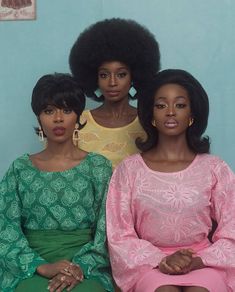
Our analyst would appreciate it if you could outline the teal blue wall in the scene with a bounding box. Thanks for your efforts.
[0,0,235,178]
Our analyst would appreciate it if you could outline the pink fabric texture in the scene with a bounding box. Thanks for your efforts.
[106,154,235,292]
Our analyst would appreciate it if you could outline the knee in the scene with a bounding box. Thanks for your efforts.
[155,285,181,292]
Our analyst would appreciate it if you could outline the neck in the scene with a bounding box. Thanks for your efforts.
[154,134,194,160]
[101,98,132,117]
[43,140,78,158]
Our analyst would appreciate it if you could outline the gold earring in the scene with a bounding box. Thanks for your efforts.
[73,123,79,146]
[38,125,44,141]
[152,120,157,127]
[189,118,194,127]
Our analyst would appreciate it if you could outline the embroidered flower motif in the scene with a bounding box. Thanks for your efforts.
[164,184,198,210]
[80,132,99,142]
[102,142,125,152]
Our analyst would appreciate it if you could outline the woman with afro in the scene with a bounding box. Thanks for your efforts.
[69,18,160,168]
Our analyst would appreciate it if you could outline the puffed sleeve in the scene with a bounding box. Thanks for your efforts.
[106,160,166,292]
[72,156,114,292]
[197,159,235,290]
[0,162,47,290]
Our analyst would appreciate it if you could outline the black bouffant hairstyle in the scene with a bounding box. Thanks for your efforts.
[31,73,86,134]
[69,18,160,101]
[137,69,210,153]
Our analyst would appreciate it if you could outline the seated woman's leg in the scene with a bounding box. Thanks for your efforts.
[155,286,182,292]
[184,287,209,292]
[16,275,106,292]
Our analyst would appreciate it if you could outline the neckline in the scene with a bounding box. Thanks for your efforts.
[137,153,199,175]
[25,152,93,174]
[86,110,138,130]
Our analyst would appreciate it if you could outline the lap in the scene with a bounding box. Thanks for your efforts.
[16,274,106,292]
[135,268,228,292]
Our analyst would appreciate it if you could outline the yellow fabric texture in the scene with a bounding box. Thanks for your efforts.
[78,110,146,168]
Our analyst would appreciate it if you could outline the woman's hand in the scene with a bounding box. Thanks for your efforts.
[171,255,205,274]
[60,262,83,282]
[159,249,194,275]
[48,273,80,292]
[36,260,72,278]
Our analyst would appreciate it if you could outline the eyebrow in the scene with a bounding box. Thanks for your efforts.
[155,96,187,101]
[98,66,129,71]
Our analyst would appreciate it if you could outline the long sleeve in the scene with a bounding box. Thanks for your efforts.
[106,161,166,292]
[197,160,235,290]
[73,158,114,292]
[0,162,47,291]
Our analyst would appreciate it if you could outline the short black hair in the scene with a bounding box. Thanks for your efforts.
[69,18,160,101]
[31,73,86,132]
[137,69,210,153]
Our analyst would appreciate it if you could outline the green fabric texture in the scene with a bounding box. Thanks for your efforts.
[0,153,114,292]
[16,276,105,292]
[16,229,105,291]
[24,229,92,262]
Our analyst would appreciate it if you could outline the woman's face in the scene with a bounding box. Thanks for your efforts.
[97,61,131,102]
[39,105,78,144]
[152,83,192,137]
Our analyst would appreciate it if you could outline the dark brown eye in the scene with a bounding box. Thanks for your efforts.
[154,104,166,109]
[99,72,109,78]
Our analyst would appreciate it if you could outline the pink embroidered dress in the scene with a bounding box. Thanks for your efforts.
[106,153,235,292]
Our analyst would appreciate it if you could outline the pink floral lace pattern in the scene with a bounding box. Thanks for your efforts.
[106,153,235,292]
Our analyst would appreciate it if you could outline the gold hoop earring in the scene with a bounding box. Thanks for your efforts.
[152,120,157,127]
[38,125,44,141]
[73,123,79,146]
[189,118,194,127]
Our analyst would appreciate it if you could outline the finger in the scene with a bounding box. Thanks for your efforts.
[56,281,68,292]
[67,280,80,291]
[176,256,192,267]
[49,275,66,292]
[70,269,83,281]
[60,268,73,276]
[68,265,83,281]
[161,260,175,273]
[179,249,194,256]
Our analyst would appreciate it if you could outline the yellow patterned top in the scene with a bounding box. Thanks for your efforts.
[78,110,146,168]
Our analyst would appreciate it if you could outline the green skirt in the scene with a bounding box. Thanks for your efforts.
[16,229,106,292]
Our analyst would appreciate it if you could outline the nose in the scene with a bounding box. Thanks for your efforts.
[54,109,64,122]
[166,105,176,116]
[109,73,117,86]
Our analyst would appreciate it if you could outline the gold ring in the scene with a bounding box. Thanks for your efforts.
[61,276,66,281]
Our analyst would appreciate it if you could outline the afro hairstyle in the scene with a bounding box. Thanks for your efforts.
[69,18,160,101]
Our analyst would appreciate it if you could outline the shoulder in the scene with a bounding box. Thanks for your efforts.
[197,153,230,168]
[127,116,143,130]
[197,154,234,178]
[80,110,90,124]
[114,153,143,173]
[8,153,29,171]
[1,153,29,183]
[86,152,112,176]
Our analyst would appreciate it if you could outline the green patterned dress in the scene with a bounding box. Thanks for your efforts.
[0,152,114,292]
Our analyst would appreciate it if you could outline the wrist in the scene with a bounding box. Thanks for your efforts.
[191,256,205,271]
[36,263,50,278]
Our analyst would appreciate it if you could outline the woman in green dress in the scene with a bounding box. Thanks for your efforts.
[0,73,114,292]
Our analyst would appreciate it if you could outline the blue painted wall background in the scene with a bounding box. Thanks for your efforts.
[0,0,234,178]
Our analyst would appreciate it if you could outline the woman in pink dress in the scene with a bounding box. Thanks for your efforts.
[106,69,235,292]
